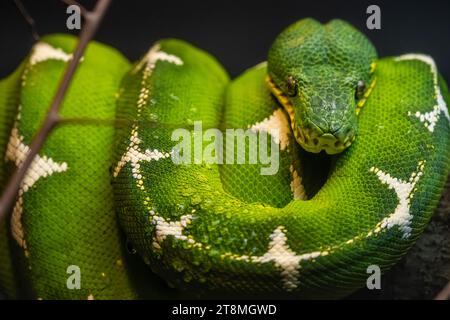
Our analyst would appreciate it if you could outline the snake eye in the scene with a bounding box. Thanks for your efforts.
[356,80,366,99]
[286,76,298,97]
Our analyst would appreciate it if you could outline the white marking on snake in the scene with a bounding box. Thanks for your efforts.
[115,44,182,186]
[221,226,327,291]
[135,44,183,116]
[29,42,72,66]
[151,213,195,249]
[6,118,68,248]
[289,165,306,200]
[395,54,449,132]
[22,42,74,86]
[135,43,183,74]
[143,46,183,66]
[249,109,290,150]
[369,160,426,238]
[113,125,170,190]
[253,226,322,291]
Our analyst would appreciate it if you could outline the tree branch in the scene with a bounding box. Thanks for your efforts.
[435,281,450,300]
[0,0,112,221]
[14,0,40,41]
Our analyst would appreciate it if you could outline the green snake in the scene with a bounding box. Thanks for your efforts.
[0,18,449,299]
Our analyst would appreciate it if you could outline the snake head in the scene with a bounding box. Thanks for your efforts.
[267,18,377,154]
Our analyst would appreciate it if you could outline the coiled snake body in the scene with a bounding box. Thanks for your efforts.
[0,19,449,299]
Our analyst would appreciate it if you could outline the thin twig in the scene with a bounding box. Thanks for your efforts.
[14,0,40,41]
[0,0,112,221]
[58,117,201,130]
[58,117,134,127]
[435,281,450,300]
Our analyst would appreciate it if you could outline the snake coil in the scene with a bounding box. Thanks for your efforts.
[0,18,449,299]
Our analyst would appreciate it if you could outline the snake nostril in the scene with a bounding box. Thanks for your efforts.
[313,138,319,145]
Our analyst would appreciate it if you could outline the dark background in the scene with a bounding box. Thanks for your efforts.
[0,0,449,80]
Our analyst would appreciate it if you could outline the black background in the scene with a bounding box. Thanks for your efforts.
[0,0,449,80]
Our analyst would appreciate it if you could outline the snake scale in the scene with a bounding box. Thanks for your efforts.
[0,18,449,299]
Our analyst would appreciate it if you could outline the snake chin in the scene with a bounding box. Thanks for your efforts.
[295,128,355,155]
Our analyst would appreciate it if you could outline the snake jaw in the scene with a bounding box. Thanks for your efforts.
[266,75,355,154]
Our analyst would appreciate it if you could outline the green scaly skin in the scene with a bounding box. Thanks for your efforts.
[0,62,24,299]
[0,18,449,299]
[0,35,174,299]
[113,20,450,298]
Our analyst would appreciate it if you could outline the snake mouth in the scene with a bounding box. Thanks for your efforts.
[298,130,355,154]
[266,75,355,154]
